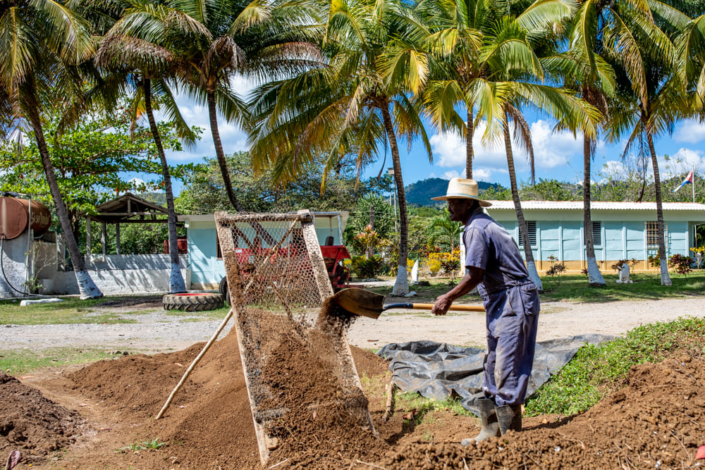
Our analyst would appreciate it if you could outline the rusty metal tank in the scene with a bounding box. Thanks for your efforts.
[0,197,52,240]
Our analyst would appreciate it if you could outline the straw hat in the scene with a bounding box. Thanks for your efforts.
[431,178,492,207]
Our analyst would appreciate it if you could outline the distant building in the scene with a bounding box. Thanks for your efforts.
[485,201,705,272]
[180,212,348,290]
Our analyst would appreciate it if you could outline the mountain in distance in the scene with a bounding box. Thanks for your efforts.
[405,177,500,206]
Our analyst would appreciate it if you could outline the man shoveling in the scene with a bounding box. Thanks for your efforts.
[430,178,540,445]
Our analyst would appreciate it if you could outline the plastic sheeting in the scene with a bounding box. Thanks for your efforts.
[377,335,613,414]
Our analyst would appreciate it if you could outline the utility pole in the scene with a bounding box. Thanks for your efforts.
[368,205,375,259]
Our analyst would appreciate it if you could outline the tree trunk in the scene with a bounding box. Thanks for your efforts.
[25,91,102,299]
[504,111,543,291]
[647,132,672,286]
[382,104,409,296]
[466,107,474,179]
[207,90,243,212]
[583,135,606,286]
[144,78,186,293]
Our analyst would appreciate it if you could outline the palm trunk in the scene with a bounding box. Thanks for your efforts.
[382,103,409,296]
[504,111,543,291]
[583,136,605,286]
[466,107,474,179]
[25,93,102,299]
[144,78,186,293]
[206,89,276,247]
[647,132,672,286]
[207,90,242,211]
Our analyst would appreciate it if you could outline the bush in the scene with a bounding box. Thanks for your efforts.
[668,254,693,276]
[350,255,384,279]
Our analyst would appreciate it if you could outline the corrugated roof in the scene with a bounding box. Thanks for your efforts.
[486,201,705,211]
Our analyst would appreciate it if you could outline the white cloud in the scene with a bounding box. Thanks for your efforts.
[441,169,463,180]
[660,148,705,179]
[473,168,493,181]
[674,120,705,144]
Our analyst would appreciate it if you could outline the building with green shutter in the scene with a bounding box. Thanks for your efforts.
[485,201,705,272]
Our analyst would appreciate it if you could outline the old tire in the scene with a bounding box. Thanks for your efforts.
[219,277,230,305]
[163,293,224,312]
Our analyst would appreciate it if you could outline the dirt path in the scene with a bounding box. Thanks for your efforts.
[2,298,704,352]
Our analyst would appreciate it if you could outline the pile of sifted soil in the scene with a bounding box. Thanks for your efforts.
[0,371,81,463]
[69,324,391,469]
[383,350,705,469]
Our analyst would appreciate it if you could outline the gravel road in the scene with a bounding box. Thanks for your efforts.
[1,297,704,352]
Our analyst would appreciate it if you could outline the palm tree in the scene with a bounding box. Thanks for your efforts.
[603,5,681,286]
[428,210,462,254]
[166,0,321,213]
[0,0,103,298]
[409,15,601,290]
[90,4,201,294]
[248,0,433,296]
[418,0,573,182]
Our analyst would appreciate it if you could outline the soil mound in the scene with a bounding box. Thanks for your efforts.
[0,371,80,462]
[383,350,705,469]
[70,326,390,469]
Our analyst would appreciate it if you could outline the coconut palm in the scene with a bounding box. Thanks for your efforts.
[398,14,601,290]
[417,0,574,182]
[0,0,103,298]
[167,0,323,213]
[248,0,433,296]
[87,0,203,294]
[428,210,462,254]
[602,5,682,286]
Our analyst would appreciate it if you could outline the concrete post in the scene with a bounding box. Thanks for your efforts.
[101,222,107,256]
[116,223,121,255]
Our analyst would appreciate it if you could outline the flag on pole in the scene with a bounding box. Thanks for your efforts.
[673,170,694,193]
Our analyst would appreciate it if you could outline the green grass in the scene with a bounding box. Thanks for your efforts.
[395,391,475,425]
[540,271,705,302]
[0,296,160,325]
[525,316,705,417]
[0,347,117,375]
[369,271,705,304]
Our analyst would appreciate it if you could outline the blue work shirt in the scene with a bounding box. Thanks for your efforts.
[463,206,531,295]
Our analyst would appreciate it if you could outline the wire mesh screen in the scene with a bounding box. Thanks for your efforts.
[214,210,375,466]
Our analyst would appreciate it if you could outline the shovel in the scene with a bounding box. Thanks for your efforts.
[331,288,485,320]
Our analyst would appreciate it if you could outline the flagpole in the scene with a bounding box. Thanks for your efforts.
[693,164,696,204]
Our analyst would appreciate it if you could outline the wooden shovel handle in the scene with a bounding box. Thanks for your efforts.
[412,303,485,312]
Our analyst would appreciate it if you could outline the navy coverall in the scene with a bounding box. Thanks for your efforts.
[463,207,540,406]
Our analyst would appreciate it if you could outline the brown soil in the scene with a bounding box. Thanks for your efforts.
[0,372,81,463]
[383,350,705,469]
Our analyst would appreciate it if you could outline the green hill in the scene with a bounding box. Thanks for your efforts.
[405,177,499,206]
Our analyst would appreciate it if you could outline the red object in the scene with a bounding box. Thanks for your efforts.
[0,197,51,240]
[163,237,188,254]
[696,446,705,460]
[320,245,352,290]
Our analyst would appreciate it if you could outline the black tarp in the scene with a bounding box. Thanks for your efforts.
[377,335,613,414]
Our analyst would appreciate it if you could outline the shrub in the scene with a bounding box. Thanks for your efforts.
[610,259,638,272]
[668,254,693,276]
[648,253,660,268]
[350,255,384,279]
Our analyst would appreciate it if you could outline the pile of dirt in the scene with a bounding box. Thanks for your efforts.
[0,371,81,462]
[383,350,705,469]
[69,323,391,469]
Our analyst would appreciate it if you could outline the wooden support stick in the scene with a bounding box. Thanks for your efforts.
[382,381,397,422]
[155,308,234,420]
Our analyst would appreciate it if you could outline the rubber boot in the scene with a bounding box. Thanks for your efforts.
[461,398,500,446]
[496,404,522,435]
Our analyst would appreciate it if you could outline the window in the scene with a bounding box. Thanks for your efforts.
[518,221,537,247]
[646,222,668,247]
[592,221,602,246]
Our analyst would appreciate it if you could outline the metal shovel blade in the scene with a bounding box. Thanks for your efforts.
[331,288,385,319]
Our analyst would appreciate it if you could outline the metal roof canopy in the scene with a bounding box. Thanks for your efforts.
[83,192,182,226]
[486,201,705,211]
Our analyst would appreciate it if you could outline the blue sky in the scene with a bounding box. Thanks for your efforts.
[140,78,705,195]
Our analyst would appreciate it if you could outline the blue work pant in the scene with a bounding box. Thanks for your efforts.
[481,282,540,406]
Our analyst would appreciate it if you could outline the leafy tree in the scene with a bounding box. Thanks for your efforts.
[248,0,433,295]
[0,108,191,244]
[344,194,396,248]
[0,0,103,298]
[177,152,392,214]
[428,210,462,254]
[521,179,579,201]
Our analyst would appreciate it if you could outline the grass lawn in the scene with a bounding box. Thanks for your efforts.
[0,347,118,375]
[368,270,705,303]
[0,296,160,325]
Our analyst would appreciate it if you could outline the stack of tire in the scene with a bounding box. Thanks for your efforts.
[163,293,224,312]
